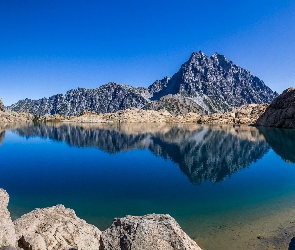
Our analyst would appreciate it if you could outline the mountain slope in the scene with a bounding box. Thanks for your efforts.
[148,51,277,112]
[9,82,150,116]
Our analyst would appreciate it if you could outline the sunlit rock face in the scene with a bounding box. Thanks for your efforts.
[8,52,277,116]
[256,87,295,128]
[0,189,16,248]
[13,123,269,185]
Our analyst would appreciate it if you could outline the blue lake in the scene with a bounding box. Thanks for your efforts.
[1,123,295,249]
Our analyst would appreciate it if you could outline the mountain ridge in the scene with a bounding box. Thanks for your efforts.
[8,51,278,116]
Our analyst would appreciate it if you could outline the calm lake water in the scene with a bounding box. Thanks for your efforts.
[1,122,295,249]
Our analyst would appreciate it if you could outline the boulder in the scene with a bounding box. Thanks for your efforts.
[100,214,202,250]
[256,87,295,128]
[0,189,16,248]
[14,205,101,250]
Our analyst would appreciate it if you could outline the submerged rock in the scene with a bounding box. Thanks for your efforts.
[256,87,295,128]
[100,214,202,250]
[0,189,16,248]
[14,205,101,250]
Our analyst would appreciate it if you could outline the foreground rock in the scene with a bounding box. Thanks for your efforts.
[14,205,102,250]
[256,87,295,128]
[100,214,202,250]
[0,189,16,248]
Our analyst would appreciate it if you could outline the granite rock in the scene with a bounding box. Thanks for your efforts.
[0,189,16,248]
[256,87,295,128]
[14,205,101,250]
[100,214,202,250]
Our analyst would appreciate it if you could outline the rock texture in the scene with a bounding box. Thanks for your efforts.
[9,82,150,116]
[14,205,102,250]
[0,110,33,123]
[0,189,16,248]
[100,214,202,250]
[148,51,277,112]
[256,87,295,128]
[198,104,268,125]
[8,52,277,116]
[143,94,205,115]
[0,98,5,112]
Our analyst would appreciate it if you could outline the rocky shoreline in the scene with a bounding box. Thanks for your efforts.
[0,189,202,250]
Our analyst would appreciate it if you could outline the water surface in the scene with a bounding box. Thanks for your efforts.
[1,123,295,249]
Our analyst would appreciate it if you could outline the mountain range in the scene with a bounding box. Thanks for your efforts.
[8,51,278,116]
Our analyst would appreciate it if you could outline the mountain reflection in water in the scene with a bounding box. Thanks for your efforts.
[5,123,273,185]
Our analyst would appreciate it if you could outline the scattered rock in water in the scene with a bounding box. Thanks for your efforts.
[14,205,102,250]
[0,189,16,248]
[100,214,202,250]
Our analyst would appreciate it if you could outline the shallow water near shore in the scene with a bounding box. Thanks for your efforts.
[1,123,295,249]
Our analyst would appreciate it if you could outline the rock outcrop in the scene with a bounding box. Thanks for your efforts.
[100,214,202,250]
[0,189,16,248]
[0,98,5,112]
[256,87,295,128]
[8,52,277,116]
[0,110,33,123]
[198,104,268,125]
[14,205,102,250]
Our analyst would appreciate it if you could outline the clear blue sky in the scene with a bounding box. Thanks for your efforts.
[0,0,294,105]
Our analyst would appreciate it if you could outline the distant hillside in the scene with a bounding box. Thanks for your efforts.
[9,52,278,116]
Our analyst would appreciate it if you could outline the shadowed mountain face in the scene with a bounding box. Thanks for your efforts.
[258,126,295,163]
[11,123,270,185]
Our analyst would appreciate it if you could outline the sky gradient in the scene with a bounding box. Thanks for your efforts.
[0,0,294,105]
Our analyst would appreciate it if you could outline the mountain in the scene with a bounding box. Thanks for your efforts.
[9,82,150,116]
[8,52,278,115]
[148,51,277,112]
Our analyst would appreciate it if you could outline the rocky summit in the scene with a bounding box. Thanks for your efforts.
[256,87,295,128]
[148,52,277,113]
[8,52,277,116]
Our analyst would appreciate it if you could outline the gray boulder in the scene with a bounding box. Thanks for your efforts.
[0,189,16,248]
[100,214,202,250]
[14,205,101,250]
